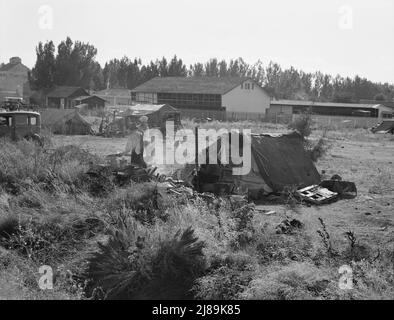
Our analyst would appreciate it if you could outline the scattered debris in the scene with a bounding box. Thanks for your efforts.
[297,174,357,205]
[330,174,342,181]
[297,185,338,205]
[371,120,394,134]
[319,180,357,199]
[276,218,303,234]
[255,206,276,215]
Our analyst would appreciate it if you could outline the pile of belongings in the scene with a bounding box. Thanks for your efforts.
[296,175,357,205]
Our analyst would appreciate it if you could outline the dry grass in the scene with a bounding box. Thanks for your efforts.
[0,123,393,300]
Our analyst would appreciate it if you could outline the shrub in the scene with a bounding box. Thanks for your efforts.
[0,215,19,240]
[0,203,103,265]
[240,262,332,300]
[105,183,171,224]
[85,219,206,300]
[193,265,252,300]
[288,114,313,138]
[0,141,100,195]
[306,136,330,162]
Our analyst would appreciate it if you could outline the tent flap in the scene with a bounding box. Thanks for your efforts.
[251,132,321,192]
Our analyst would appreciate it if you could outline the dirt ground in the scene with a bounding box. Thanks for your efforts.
[52,129,394,252]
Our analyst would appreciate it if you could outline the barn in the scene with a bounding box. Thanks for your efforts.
[130,77,271,114]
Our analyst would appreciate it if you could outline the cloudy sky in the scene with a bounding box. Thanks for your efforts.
[1,0,393,83]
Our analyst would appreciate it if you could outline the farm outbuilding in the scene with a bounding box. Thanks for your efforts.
[72,95,106,110]
[268,100,392,118]
[0,57,29,102]
[46,86,90,109]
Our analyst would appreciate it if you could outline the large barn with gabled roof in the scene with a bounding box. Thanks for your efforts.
[130,77,271,113]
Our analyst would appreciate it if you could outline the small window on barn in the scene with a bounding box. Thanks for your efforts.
[30,117,37,126]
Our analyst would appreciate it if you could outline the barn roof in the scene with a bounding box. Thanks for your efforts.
[271,100,382,109]
[0,62,29,72]
[130,77,253,95]
[73,95,107,102]
[47,86,89,98]
[95,88,131,97]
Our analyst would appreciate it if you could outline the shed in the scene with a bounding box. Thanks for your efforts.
[46,86,89,109]
[73,95,106,109]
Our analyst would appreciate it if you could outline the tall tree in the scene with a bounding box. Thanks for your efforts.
[54,37,101,89]
[168,55,187,76]
[30,40,56,89]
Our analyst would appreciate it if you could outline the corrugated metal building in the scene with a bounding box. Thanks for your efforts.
[268,100,394,118]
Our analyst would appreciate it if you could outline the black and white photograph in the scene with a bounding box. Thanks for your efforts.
[0,0,393,306]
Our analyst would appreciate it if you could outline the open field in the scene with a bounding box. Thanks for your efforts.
[52,125,394,251]
[0,121,393,300]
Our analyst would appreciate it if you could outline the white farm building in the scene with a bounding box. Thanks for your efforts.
[130,77,271,114]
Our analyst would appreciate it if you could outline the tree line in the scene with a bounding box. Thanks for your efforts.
[30,37,394,102]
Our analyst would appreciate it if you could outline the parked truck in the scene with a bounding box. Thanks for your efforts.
[0,110,42,143]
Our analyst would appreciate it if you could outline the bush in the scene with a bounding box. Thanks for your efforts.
[307,137,330,162]
[0,140,100,195]
[240,262,332,300]
[288,114,313,138]
[105,183,171,224]
[85,219,206,300]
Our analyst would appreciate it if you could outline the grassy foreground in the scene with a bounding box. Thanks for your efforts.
[0,123,393,300]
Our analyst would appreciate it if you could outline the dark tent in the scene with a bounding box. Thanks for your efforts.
[40,109,93,135]
[63,112,94,135]
[196,132,321,197]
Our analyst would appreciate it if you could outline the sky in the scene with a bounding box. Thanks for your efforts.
[0,0,393,83]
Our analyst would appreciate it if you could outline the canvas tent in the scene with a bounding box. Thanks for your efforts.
[371,120,394,134]
[196,132,321,197]
[62,112,94,135]
[40,109,94,135]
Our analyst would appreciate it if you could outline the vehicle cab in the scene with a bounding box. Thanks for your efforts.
[0,111,41,141]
